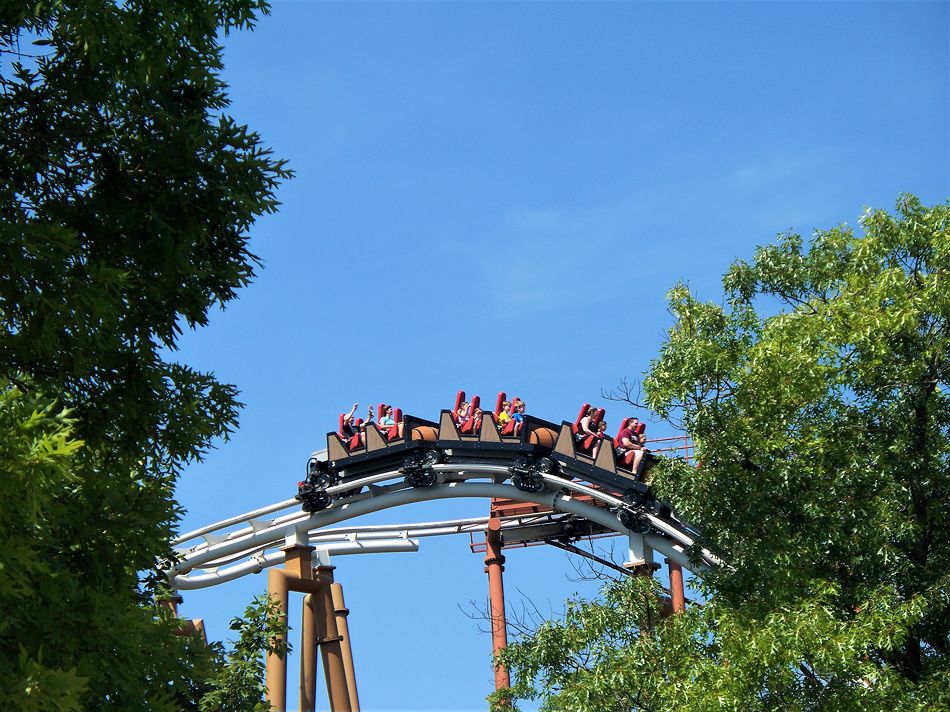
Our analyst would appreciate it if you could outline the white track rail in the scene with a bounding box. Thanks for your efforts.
[168,462,717,590]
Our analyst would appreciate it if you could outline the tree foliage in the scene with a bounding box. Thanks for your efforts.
[0,383,87,711]
[496,195,950,711]
[199,595,291,712]
[1,1,290,709]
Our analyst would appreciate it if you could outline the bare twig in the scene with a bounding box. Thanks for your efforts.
[602,376,647,408]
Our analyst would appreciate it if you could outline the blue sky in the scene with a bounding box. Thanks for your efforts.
[172,2,948,710]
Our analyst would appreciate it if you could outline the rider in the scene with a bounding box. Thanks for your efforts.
[496,400,512,430]
[575,406,598,453]
[342,402,373,447]
[378,404,404,439]
[511,400,526,436]
[614,417,645,475]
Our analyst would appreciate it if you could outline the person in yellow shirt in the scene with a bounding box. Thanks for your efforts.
[496,400,512,430]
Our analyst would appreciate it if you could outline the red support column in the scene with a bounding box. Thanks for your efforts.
[484,518,510,691]
[666,558,685,613]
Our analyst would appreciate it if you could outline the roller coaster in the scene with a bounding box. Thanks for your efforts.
[167,392,713,712]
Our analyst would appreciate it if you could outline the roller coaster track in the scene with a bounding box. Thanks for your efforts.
[166,407,718,712]
[169,441,718,590]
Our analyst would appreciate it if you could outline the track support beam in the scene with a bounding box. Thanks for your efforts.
[314,565,351,712]
[331,582,361,711]
[301,594,317,712]
[265,545,354,712]
[666,558,686,613]
[485,518,511,693]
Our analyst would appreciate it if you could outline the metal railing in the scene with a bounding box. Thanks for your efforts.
[644,435,693,465]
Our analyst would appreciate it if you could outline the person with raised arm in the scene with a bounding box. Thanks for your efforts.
[342,402,373,448]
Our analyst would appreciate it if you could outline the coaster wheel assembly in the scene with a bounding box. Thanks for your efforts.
[616,507,651,534]
[401,449,442,488]
[509,455,557,494]
[296,458,335,512]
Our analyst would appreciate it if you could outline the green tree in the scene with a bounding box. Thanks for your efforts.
[199,596,291,712]
[0,1,290,709]
[496,195,950,711]
[0,383,87,711]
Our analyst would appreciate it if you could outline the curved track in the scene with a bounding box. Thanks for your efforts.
[169,457,717,591]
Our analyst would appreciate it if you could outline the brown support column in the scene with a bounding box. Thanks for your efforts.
[485,518,510,691]
[266,566,290,712]
[331,582,361,711]
[300,594,317,712]
[156,594,182,616]
[666,558,686,614]
[313,566,353,712]
[285,545,316,580]
[266,545,315,712]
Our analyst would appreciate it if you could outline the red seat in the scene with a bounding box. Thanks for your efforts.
[495,391,518,435]
[573,403,592,453]
[572,403,591,435]
[494,392,506,419]
[581,408,605,452]
[377,402,403,441]
[613,418,645,469]
[613,418,631,448]
[389,407,403,441]
[460,394,481,434]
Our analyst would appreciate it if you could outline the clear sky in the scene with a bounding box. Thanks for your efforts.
[172,2,948,710]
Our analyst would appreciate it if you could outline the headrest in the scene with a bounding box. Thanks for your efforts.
[616,418,630,439]
[574,403,591,428]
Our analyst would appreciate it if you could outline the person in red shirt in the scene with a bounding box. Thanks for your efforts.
[614,417,645,475]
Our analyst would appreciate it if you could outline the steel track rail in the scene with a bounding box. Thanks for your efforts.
[168,469,717,589]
